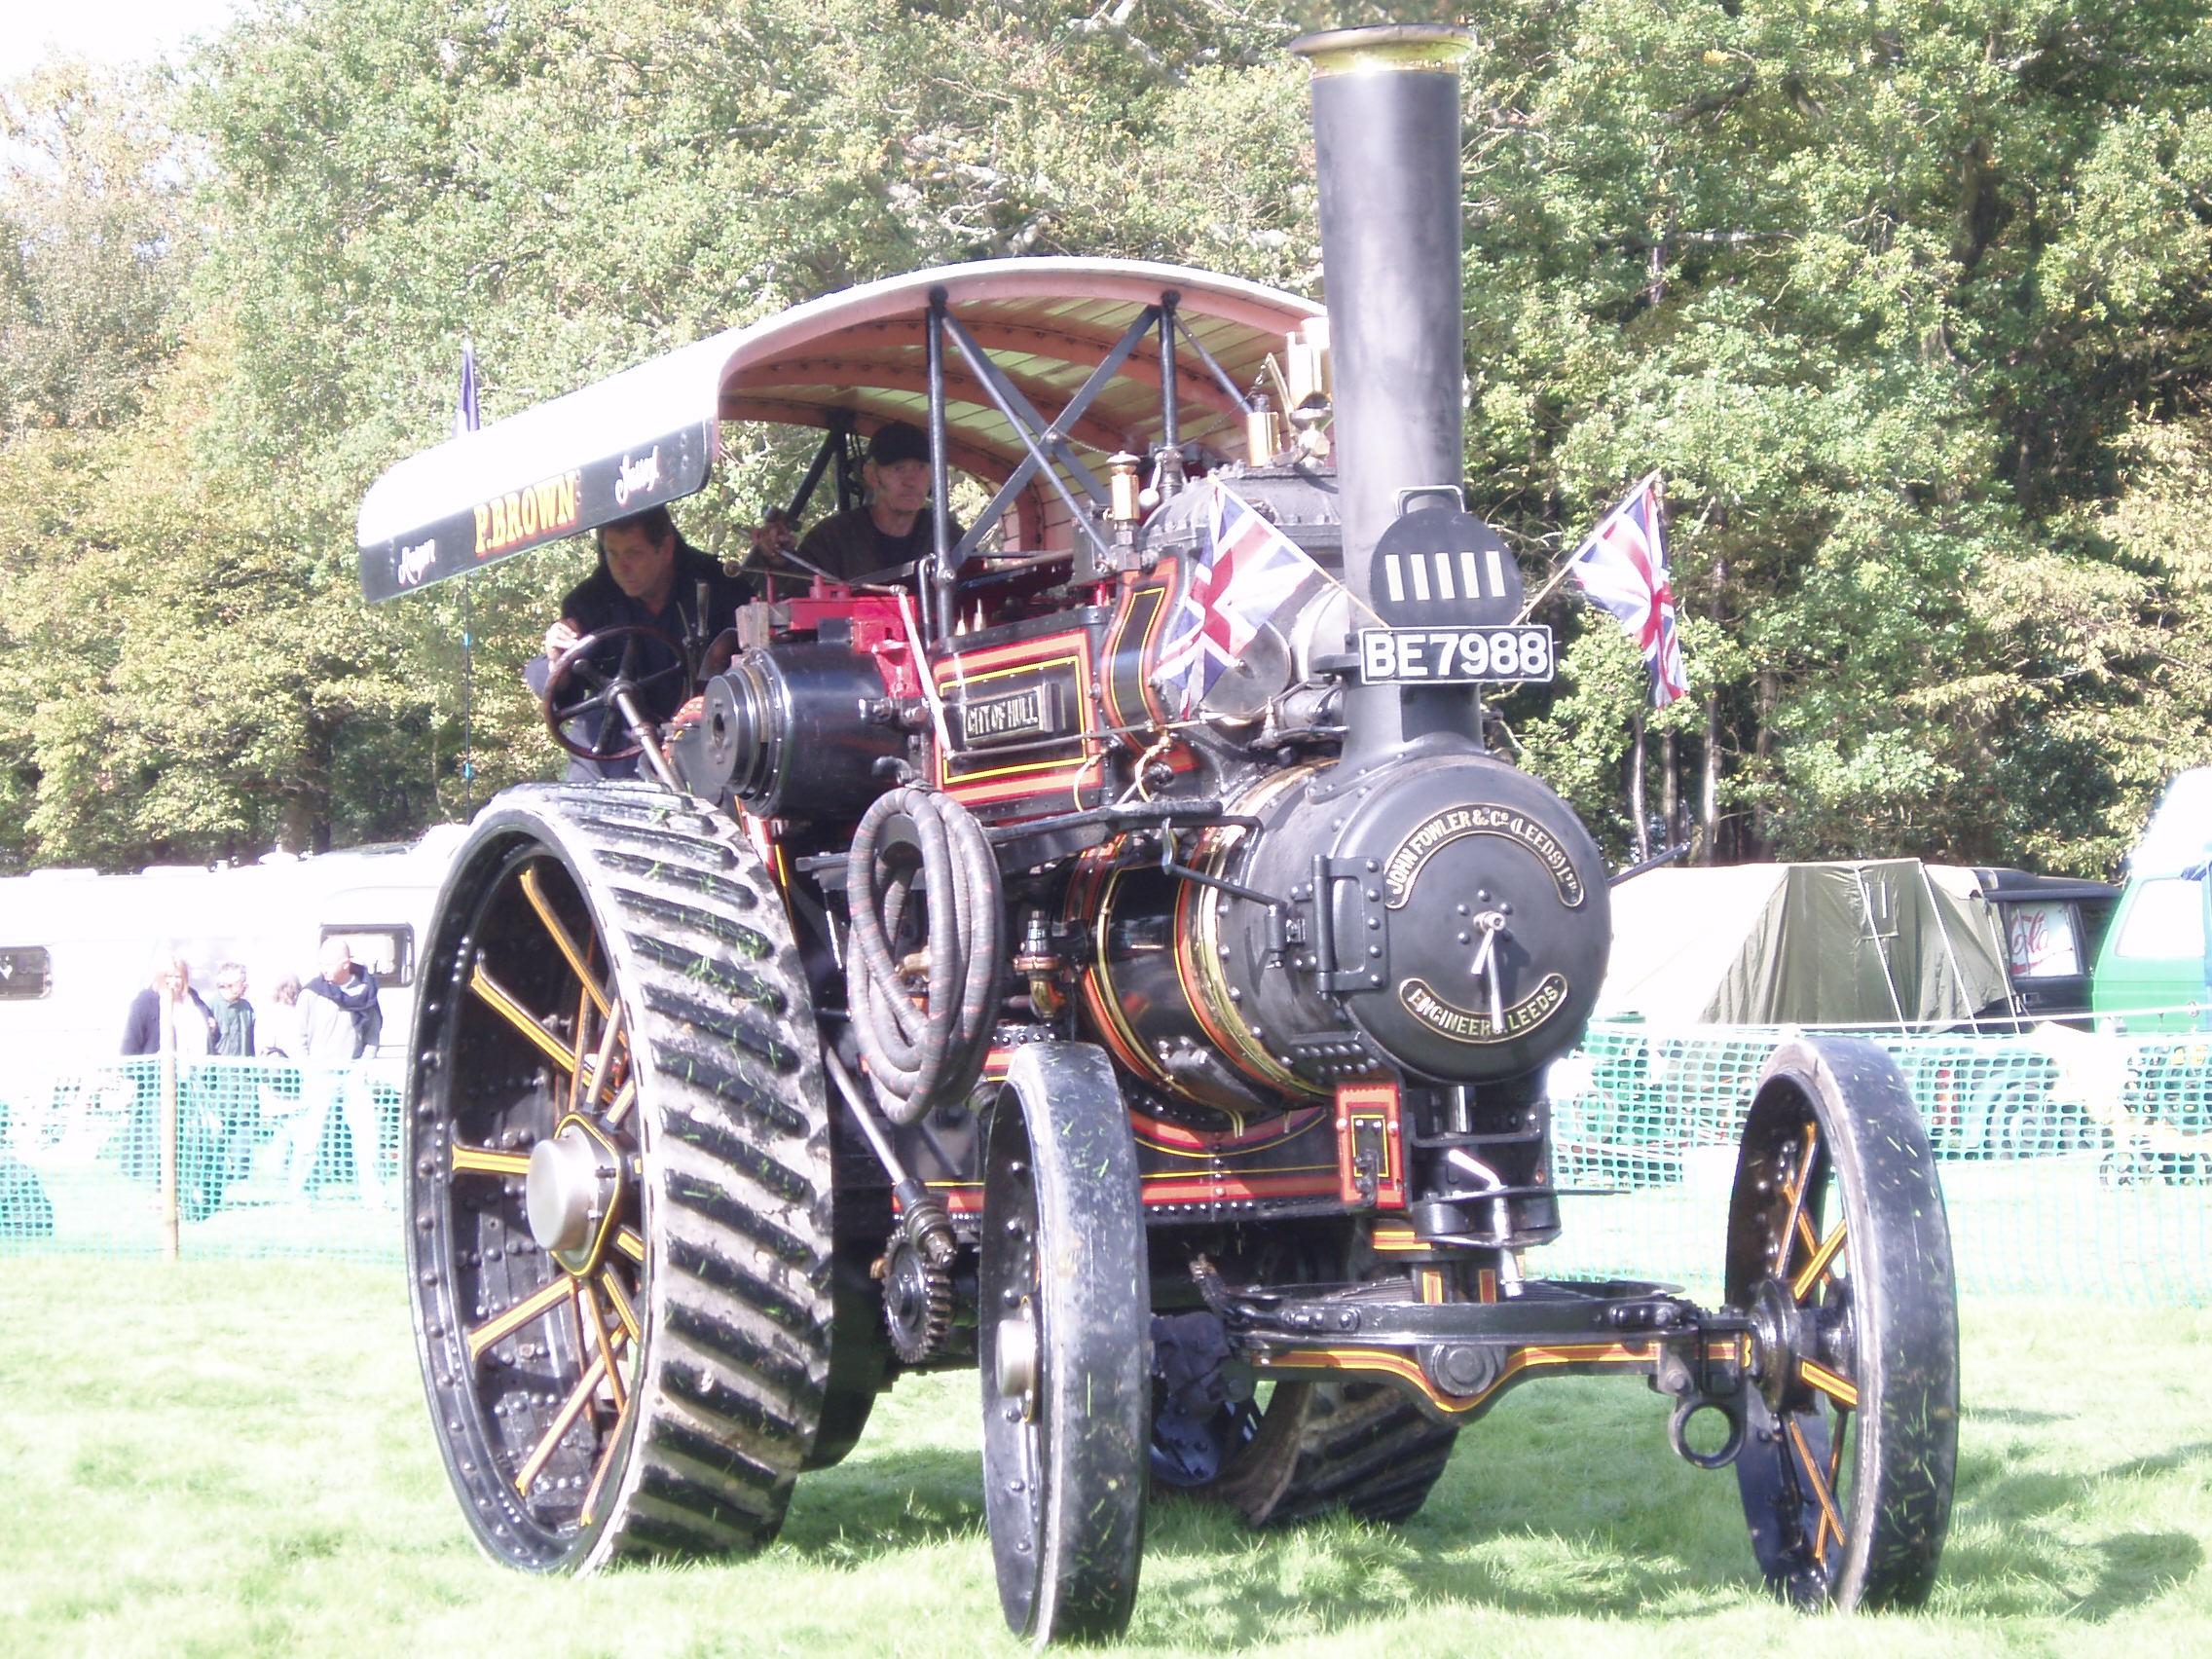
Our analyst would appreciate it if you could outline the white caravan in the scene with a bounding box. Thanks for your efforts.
[0,824,467,1058]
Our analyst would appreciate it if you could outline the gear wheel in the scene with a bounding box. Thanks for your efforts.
[882,1229,953,1364]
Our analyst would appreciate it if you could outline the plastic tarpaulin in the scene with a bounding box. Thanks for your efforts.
[1599,860,2012,1026]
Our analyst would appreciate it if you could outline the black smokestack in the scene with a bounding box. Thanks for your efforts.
[1292,24,1475,753]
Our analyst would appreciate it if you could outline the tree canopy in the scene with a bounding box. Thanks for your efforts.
[1,1,2208,877]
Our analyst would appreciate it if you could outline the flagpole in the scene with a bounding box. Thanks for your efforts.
[1629,712,1649,864]
[456,340,480,815]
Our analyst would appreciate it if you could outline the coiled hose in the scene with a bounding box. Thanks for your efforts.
[846,786,1005,1126]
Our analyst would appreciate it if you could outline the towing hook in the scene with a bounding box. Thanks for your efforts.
[1666,1393,1746,1470]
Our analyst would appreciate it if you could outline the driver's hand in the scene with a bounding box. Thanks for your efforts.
[544,619,581,658]
[750,511,795,559]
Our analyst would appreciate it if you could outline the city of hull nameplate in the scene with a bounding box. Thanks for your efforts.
[957,683,1059,749]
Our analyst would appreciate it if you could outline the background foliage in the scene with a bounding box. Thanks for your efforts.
[1,0,2207,872]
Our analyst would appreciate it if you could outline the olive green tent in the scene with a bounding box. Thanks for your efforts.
[1597,860,2012,1027]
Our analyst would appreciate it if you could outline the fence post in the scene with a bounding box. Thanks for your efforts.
[158,1005,179,1261]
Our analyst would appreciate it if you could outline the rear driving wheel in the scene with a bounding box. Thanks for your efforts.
[1726,1037,1959,1609]
[1191,1377,1457,1528]
[405,783,833,1571]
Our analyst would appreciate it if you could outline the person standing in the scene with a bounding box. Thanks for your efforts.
[207,963,260,1194]
[117,949,220,1202]
[212,964,256,1056]
[299,940,378,1061]
[259,975,304,1059]
[121,950,218,1057]
[289,940,386,1203]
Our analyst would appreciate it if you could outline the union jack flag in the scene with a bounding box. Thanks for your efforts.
[1567,471,1688,708]
[1154,481,1328,718]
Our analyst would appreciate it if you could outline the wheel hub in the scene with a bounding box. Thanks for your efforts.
[1747,1275,1810,1412]
[526,1116,624,1273]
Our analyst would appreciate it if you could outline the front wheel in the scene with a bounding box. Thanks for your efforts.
[1725,1037,1959,1609]
[978,1044,1149,1643]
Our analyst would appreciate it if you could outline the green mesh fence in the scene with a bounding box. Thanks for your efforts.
[1543,1021,2212,1305]
[3,1025,2207,1303]
[0,1056,402,1264]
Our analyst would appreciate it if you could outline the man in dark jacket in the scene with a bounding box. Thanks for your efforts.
[795,421,964,584]
[121,951,218,1056]
[538,504,753,777]
[118,949,220,1191]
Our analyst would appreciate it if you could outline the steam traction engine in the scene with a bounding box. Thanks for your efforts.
[363,26,1958,1642]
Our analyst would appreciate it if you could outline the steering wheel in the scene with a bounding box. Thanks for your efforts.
[541,624,690,762]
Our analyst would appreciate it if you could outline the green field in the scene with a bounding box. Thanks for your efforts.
[4,1260,2207,1657]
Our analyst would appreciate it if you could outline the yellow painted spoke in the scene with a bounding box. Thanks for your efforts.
[1799,1357,1861,1410]
[515,1350,608,1497]
[613,1226,646,1265]
[601,1269,642,1342]
[1788,1417,1847,1557]
[450,1142,532,1178]
[602,1076,637,1128]
[1814,1409,1852,1558]
[1790,1217,1850,1303]
[468,962,584,1075]
[584,1004,629,1118]
[520,866,612,1021]
[467,1276,575,1362]
[567,981,593,1117]
[577,1282,627,1415]
[578,1391,633,1528]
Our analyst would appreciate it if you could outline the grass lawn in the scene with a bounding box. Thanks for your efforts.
[3,1259,2207,1657]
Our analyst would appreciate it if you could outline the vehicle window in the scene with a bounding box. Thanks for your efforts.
[2108,879,2207,962]
[323,924,415,988]
[0,945,51,1000]
[2002,902,2081,978]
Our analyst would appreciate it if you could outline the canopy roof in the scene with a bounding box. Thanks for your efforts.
[357,258,1323,602]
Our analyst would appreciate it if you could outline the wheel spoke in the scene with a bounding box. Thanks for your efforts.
[1811,1407,1853,1559]
[468,960,585,1075]
[602,1075,637,1128]
[467,1276,576,1362]
[600,1267,642,1342]
[515,1349,610,1496]
[450,1142,532,1178]
[1798,1357,1860,1409]
[1787,1416,1848,1559]
[1790,1216,1849,1303]
[613,1226,646,1265]
[521,866,613,1023]
[567,983,593,1117]
[577,1281,628,1415]
[582,1004,629,1120]
[577,1390,634,1528]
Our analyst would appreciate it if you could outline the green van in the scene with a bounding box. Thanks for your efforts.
[2091,767,2212,1032]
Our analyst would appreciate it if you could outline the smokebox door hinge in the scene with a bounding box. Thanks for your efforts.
[1306,854,1389,993]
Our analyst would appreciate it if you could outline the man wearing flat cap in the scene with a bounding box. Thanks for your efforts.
[795,420,964,585]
